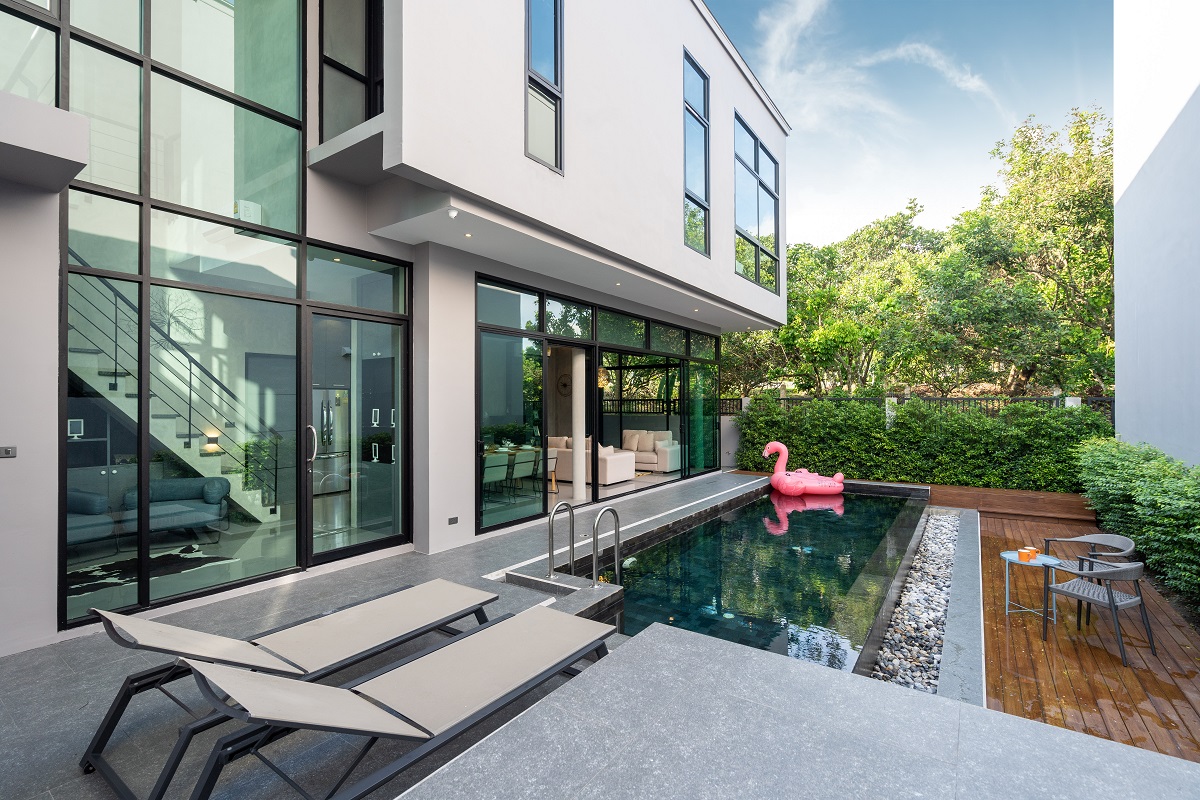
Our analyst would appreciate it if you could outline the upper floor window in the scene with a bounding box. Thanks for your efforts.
[734,116,779,292]
[321,0,384,141]
[526,0,562,170]
[683,53,709,255]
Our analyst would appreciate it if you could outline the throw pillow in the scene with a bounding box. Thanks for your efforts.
[547,436,568,449]
[621,430,640,451]
[599,444,615,456]
[565,437,572,449]
[636,433,656,452]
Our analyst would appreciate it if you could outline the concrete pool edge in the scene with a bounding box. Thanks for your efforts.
[937,507,986,705]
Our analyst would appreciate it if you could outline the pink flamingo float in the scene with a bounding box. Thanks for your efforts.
[762,441,844,496]
[762,490,845,535]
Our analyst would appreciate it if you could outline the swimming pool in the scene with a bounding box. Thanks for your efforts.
[601,490,926,672]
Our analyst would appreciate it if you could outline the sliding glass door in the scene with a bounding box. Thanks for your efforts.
[307,313,406,559]
[478,332,545,530]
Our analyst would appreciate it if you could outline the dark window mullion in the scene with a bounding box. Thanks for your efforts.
[149,62,300,128]
[323,56,368,83]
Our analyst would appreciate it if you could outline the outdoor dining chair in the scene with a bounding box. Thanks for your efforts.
[1043,532,1137,627]
[1041,557,1156,667]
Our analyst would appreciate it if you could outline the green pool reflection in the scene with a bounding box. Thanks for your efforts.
[603,492,922,671]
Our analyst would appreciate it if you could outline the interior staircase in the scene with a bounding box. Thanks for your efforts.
[66,265,282,523]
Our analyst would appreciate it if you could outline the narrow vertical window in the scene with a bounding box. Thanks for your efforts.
[683,53,709,254]
[733,115,780,292]
[321,0,384,141]
[526,0,562,170]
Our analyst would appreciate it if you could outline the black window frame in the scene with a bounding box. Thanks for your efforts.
[683,50,709,256]
[733,113,780,293]
[525,0,563,172]
[319,0,384,143]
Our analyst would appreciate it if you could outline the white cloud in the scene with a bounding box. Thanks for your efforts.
[749,0,1013,244]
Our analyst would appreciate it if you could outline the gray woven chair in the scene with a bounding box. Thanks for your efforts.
[1041,556,1156,667]
[1043,532,1135,561]
[1043,533,1136,628]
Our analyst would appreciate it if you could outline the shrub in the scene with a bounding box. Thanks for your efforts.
[1078,438,1200,604]
[736,397,1113,493]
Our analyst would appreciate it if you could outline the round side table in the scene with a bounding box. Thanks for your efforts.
[1000,550,1061,621]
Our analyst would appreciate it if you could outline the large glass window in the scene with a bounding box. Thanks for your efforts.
[320,0,382,140]
[152,0,300,117]
[145,287,299,601]
[69,190,139,274]
[72,0,141,53]
[307,246,406,314]
[597,310,645,349]
[478,282,539,330]
[733,115,780,292]
[651,323,687,356]
[0,9,55,105]
[150,209,298,297]
[526,0,562,169]
[684,53,709,254]
[70,40,141,193]
[151,73,300,232]
[545,297,591,339]
[479,333,544,529]
[65,274,140,621]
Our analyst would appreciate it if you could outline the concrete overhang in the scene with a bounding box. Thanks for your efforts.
[0,92,89,191]
[370,190,779,334]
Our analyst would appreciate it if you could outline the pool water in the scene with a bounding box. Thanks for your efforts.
[602,491,924,671]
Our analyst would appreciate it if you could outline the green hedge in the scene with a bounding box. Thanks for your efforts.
[1078,438,1200,604]
[735,397,1113,493]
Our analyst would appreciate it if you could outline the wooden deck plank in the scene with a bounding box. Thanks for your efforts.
[953,485,1200,763]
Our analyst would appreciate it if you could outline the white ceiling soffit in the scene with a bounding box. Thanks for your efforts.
[371,202,778,333]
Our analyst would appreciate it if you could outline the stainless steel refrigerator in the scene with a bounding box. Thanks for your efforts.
[312,388,351,533]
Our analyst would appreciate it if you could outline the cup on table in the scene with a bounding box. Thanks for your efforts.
[1018,548,1033,562]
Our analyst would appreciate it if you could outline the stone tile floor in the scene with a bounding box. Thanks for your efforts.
[0,472,766,800]
[401,624,1200,800]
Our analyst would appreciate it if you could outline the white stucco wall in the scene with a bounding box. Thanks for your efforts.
[388,0,788,329]
[0,177,65,656]
[1114,0,1200,464]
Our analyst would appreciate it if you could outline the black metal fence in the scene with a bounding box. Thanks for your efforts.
[719,395,1115,423]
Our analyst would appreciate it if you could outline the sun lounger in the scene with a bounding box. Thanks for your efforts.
[183,605,615,800]
[81,579,499,800]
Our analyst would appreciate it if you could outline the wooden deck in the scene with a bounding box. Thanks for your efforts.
[943,486,1200,762]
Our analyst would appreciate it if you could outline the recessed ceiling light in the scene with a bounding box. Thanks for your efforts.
[694,308,699,312]
[615,282,621,286]
[465,233,472,238]
[333,258,341,262]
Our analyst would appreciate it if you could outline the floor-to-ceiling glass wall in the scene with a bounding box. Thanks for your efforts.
[47,0,412,626]
[475,276,721,532]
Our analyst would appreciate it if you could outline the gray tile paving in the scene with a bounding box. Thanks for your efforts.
[400,624,1200,800]
[0,473,762,800]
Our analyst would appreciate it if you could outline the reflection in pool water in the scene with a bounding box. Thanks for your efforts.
[604,492,921,671]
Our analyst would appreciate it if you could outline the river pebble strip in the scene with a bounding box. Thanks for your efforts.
[870,512,960,693]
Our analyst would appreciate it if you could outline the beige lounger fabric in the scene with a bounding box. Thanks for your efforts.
[254,579,498,673]
[96,579,498,676]
[188,606,614,739]
[95,610,303,675]
[360,606,612,736]
[182,660,427,739]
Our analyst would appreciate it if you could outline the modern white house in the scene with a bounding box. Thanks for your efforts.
[1114,0,1200,466]
[0,0,789,655]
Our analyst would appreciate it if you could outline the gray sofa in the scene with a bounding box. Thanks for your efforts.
[121,477,230,540]
[66,488,116,548]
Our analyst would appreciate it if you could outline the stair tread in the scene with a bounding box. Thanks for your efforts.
[68,347,104,354]
[151,413,181,419]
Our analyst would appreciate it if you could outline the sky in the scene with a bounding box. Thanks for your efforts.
[702,0,1114,246]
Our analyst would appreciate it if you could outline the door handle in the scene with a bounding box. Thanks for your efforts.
[306,424,317,464]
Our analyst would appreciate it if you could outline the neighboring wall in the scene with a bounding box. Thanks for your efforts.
[1114,0,1200,464]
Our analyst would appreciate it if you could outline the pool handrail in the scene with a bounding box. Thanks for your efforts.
[592,506,621,588]
[547,501,575,579]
